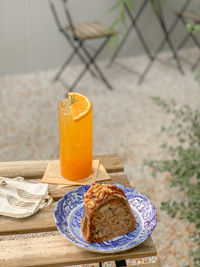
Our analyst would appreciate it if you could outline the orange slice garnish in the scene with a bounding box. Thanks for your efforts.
[68,92,92,122]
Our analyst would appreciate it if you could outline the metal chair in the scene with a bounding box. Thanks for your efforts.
[108,0,152,69]
[138,0,188,84]
[49,0,116,91]
[108,0,189,84]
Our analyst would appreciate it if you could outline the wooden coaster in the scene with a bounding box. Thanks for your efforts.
[58,162,111,188]
[42,160,99,187]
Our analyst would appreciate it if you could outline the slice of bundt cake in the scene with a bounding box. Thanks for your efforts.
[81,183,136,242]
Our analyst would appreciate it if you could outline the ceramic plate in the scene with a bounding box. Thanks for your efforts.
[54,184,157,253]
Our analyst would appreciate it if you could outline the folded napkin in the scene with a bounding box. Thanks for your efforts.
[0,177,53,218]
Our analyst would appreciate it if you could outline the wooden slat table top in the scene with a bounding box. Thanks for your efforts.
[0,154,157,267]
[1,235,156,267]
[0,154,123,179]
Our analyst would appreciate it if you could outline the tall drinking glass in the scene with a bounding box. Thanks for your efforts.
[58,95,93,181]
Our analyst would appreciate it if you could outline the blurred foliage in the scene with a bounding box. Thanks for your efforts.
[187,23,200,83]
[187,24,200,34]
[145,97,200,267]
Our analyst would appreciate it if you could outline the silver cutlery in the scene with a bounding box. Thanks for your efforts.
[0,177,43,200]
[0,190,35,209]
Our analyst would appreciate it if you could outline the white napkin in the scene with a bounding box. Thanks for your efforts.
[0,177,53,218]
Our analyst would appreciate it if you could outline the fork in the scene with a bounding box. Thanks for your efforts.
[0,190,35,209]
[0,178,43,200]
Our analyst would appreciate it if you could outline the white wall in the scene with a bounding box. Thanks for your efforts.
[0,0,199,76]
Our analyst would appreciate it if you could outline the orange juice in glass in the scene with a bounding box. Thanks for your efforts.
[58,93,92,180]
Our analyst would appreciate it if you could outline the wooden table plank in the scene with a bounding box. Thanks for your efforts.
[0,235,157,267]
[0,202,57,235]
[0,154,123,178]
[0,175,130,235]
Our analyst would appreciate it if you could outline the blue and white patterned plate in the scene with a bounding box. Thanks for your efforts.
[54,184,157,253]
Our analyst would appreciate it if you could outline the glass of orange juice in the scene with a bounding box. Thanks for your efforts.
[58,93,93,181]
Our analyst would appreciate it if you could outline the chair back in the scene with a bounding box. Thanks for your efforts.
[49,0,63,31]
[61,0,76,38]
[49,0,78,39]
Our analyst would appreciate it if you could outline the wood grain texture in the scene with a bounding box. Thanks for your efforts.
[67,21,116,40]
[0,235,157,267]
[0,175,130,235]
[0,154,123,179]
[0,202,57,235]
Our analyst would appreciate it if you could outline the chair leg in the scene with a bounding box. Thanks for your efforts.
[108,25,132,68]
[61,30,97,78]
[138,56,155,84]
[80,40,113,90]
[68,38,113,91]
[176,33,190,52]
[165,35,184,74]
[108,0,148,67]
[53,50,77,82]
[134,22,153,61]
[152,1,184,75]
[124,2,153,61]
[115,260,126,267]
[192,56,200,71]
[53,40,96,82]
[139,0,190,83]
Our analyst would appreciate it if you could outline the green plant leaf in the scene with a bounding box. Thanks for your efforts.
[145,96,200,266]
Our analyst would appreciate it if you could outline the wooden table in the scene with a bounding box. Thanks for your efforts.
[0,154,160,267]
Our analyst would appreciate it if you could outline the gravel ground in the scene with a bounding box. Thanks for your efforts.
[0,47,199,267]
